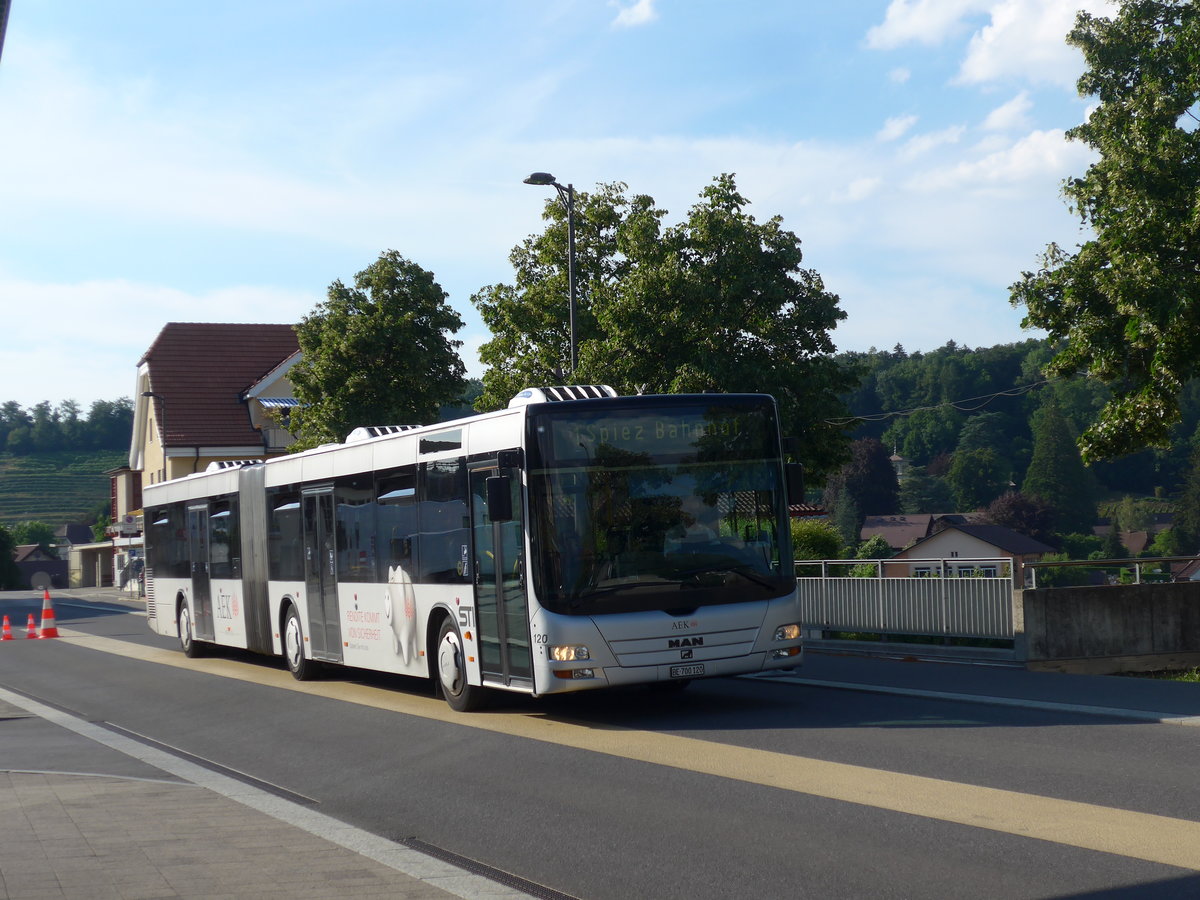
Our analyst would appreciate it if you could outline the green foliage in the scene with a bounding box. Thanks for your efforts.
[0,399,132,453]
[0,525,20,589]
[898,465,954,514]
[1010,1,1200,461]
[823,437,900,522]
[0,450,126,527]
[1146,528,1182,557]
[1057,532,1102,559]
[790,517,843,560]
[290,251,466,447]
[1099,524,1127,559]
[1022,401,1097,533]
[856,534,893,559]
[1033,552,1093,588]
[11,520,57,555]
[1173,445,1200,553]
[473,175,857,478]
[947,448,1009,511]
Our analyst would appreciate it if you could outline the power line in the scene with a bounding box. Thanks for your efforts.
[826,379,1052,426]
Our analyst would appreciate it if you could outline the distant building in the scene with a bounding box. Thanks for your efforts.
[892,523,1055,584]
[110,322,302,527]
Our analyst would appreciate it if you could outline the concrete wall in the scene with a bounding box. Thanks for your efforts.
[1018,581,1200,674]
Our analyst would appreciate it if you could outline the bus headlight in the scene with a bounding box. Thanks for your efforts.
[774,623,801,641]
[550,644,591,661]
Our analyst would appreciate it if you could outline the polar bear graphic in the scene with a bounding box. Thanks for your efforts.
[383,563,417,665]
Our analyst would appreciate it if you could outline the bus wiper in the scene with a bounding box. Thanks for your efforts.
[673,564,776,590]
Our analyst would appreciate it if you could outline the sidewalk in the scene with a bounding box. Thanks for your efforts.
[0,689,529,900]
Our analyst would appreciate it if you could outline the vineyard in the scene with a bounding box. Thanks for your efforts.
[0,451,125,527]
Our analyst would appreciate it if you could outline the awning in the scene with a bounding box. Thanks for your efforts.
[258,398,301,409]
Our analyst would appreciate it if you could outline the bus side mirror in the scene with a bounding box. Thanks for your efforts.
[497,448,523,470]
[486,475,513,522]
[785,463,805,505]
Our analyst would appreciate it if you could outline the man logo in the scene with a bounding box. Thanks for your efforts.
[681,649,694,660]
[668,637,704,648]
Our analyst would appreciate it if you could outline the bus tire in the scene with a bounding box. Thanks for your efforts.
[283,606,316,681]
[436,617,486,712]
[178,601,204,658]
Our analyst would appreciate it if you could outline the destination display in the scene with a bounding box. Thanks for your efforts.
[534,402,776,465]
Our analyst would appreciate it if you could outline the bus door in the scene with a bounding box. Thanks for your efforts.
[470,463,531,687]
[186,503,215,641]
[302,488,343,663]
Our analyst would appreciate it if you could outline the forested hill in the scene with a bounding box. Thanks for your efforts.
[0,400,134,528]
[837,339,1199,502]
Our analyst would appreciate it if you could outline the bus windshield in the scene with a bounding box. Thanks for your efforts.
[527,397,795,616]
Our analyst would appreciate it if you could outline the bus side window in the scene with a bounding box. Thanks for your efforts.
[417,460,470,584]
[377,468,418,581]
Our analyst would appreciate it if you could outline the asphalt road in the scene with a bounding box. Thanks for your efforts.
[3,590,1200,899]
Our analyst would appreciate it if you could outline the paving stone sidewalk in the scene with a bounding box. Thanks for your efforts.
[0,771,455,900]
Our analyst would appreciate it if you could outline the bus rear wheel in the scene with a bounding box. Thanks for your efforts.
[283,606,316,681]
[178,602,204,658]
[436,618,486,712]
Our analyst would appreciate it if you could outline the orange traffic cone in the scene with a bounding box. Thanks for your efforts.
[38,590,59,639]
[1,615,12,640]
[25,613,37,639]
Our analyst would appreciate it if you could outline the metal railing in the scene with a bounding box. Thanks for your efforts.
[1023,555,1195,588]
[794,557,1015,640]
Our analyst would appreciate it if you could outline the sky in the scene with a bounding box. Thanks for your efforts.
[0,0,1115,410]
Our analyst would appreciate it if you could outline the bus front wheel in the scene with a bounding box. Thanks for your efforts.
[283,606,316,681]
[436,618,486,712]
[178,602,204,658]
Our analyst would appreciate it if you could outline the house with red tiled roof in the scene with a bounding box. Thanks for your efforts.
[109,323,302,526]
[891,523,1055,585]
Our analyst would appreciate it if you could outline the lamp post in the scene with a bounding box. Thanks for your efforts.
[141,391,167,482]
[523,172,577,378]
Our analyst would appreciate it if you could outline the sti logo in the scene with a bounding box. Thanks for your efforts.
[668,637,704,649]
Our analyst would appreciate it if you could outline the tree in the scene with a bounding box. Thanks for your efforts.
[1022,401,1098,534]
[823,437,901,522]
[790,517,843,560]
[11,521,57,556]
[0,525,20,589]
[473,175,857,477]
[1173,445,1200,553]
[982,491,1056,547]
[290,251,466,447]
[1010,1,1200,461]
[947,448,1009,512]
[898,465,954,514]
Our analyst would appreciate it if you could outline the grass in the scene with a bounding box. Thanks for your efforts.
[1122,668,1200,683]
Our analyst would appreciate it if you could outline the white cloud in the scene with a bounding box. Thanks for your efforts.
[867,0,993,49]
[957,0,1116,87]
[982,91,1033,131]
[900,125,966,159]
[878,115,919,142]
[612,0,658,29]
[867,0,1116,88]
[889,67,912,84]
[0,278,320,406]
[908,128,1093,192]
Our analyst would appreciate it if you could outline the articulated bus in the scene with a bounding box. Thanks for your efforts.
[143,386,804,710]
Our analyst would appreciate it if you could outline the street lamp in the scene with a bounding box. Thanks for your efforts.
[523,171,577,378]
[141,391,167,482]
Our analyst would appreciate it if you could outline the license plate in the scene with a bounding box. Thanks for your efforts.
[670,664,705,678]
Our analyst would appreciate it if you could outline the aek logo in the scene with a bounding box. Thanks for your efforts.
[668,637,704,649]
[671,619,700,630]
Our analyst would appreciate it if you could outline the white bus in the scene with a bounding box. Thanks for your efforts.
[143,386,804,710]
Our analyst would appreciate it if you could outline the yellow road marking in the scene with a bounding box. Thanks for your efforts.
[54,628,1200,871]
